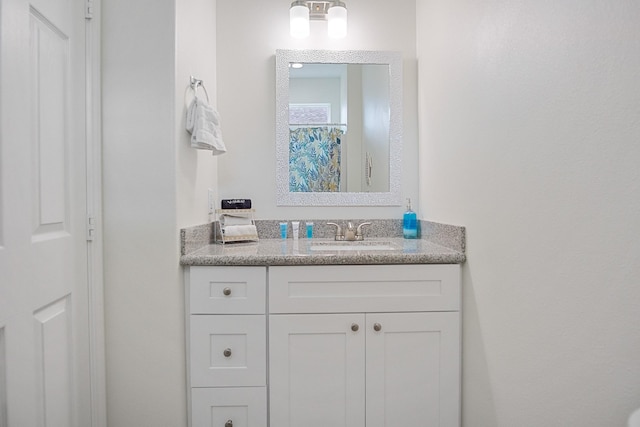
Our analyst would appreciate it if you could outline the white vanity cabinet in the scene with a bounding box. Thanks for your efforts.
[186,263,461,427]
[268,264,461,427]
[186,266,267,427]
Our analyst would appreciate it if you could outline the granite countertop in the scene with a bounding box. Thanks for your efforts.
[180,220,466,266]
[180,237,464,266]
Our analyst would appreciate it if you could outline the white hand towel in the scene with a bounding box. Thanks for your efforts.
[186,96,227,155]
[222,225,258,238]
[220,214,253,226]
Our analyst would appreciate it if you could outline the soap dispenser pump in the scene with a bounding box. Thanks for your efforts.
[403,198,418,239]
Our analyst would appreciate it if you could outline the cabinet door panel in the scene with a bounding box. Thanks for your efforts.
[269,314,365,427]
[366,312,460,427]
[191,387,266,427]
[190,315,266,387]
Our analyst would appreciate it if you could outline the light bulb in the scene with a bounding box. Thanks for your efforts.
[327,3,347,38]
[290,3,310,38]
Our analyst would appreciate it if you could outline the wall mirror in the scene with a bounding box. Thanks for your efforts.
[276,49,403,206]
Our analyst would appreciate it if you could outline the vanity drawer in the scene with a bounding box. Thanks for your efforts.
[191,387,267,427]
[188,266,266,314]
[269,264,460,314]
[189,314,266,387]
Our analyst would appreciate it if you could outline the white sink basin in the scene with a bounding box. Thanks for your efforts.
[309,241,398,252]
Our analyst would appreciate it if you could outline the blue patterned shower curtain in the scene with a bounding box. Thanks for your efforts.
[289,127,343,192]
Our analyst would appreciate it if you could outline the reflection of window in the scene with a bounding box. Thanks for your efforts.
[289,103,331,124]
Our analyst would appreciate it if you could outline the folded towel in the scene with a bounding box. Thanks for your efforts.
[220,214,253,226]
[186,96,227,155]
[222,225,258,238]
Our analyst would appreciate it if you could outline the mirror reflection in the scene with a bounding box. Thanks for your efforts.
[288,63,390,193]
[275,50,402,206]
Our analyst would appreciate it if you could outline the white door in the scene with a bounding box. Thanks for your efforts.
[269,314,366,427]
[0,0,92,425]
[366,312,461,427]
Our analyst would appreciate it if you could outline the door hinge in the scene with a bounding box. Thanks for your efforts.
[87,216,96,241]
[85,0,94,19]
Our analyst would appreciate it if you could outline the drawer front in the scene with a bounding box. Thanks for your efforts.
[191,387,267,427]
[189,266,266,314]
[190,315,266,387]
[269,264,460,313]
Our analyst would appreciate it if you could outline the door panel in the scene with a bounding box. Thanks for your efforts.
[366,312,460,427]
[30,7,70,239]
[34,296,72,427]
[269,314,366,427]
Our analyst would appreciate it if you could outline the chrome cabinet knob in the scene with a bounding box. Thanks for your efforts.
[351,323,359,332]
[223,348,232,358]
[223,287,231,296]
[225,420,233,427]
[373,323,382,332]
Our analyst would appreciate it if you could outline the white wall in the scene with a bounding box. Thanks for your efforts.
[417,1,640,425]
[102,0,217,425]
[289,77,342,123]
[176,0,219,227]
[216,0,418,219]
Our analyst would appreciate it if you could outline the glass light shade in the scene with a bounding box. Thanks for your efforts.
[290,4,310,38]
[327,4,347,38]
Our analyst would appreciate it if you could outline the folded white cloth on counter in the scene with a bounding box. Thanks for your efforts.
[220,214,252,226]
[186,96,227,155]
[222,224,258,238]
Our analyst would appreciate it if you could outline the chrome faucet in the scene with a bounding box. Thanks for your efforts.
[327,222,372,241]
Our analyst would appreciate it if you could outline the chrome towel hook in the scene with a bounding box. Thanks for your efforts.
[189,75,210,102]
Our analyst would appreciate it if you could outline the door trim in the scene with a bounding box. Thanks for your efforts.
[84,2,106,426]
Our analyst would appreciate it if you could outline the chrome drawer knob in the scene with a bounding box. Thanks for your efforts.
[351,323,359,332]
[373,323,382,332]
[225,420,233,427]
[223,348,232,358]
[223,287,231,296]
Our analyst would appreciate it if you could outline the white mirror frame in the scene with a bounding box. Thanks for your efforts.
[276,49,403,206]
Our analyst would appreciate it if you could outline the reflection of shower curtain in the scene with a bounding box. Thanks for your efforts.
[289,127,343,192]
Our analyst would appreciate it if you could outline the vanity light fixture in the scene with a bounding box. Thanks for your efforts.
[289,1,348,39]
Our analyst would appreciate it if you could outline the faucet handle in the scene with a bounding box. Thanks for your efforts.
[326,222,343,240]
[356,222,372,237]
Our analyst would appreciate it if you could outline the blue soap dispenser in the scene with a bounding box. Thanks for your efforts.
[403,198,418,239]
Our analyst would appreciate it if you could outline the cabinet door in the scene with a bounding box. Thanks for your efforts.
[269,314,366,427]
[365,312,460,427]
[191,387,266,427]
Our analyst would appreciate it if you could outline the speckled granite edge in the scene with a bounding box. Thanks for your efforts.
[255,219,403,239]
[419,220,466,253]
[180,223,215,256]
[180,219,465,256]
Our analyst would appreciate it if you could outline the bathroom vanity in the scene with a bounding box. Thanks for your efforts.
[181,222,465,427]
